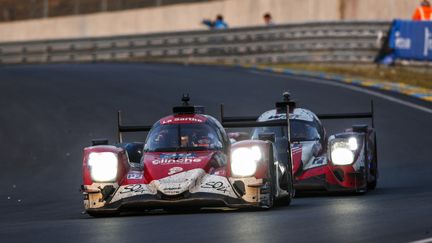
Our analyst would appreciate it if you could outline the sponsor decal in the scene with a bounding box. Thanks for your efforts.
[153,153,202,165]
[127,173,143,180]
[424,27,432,57]
[119,184,150,194]
[161,117,203,125]
[201,181,228,193]
[163,186,182,192]
[168,167,183,175]
[152,158,202,165]
[110,184,157,203]
[395,31,411,50]
[160,153,196,159]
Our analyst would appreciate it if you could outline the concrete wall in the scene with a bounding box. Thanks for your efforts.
[341,0,416,20]
[0,0,420,43]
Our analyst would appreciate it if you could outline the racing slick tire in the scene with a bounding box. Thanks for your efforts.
[354,166,369,195]
[261,147,276,209]
[276,168,293,206]
[367,178,377,190]
[367,134,379,190]
[367,157,378,190]
[276,195,291,206]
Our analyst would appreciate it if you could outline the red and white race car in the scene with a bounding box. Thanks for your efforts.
[81,96,294,216]
[224,93,379,193]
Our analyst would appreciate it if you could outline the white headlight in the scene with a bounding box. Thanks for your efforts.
[331,147,355,165]
[88,152,118,182]
[231,146,262,177]
[348,137,358,150]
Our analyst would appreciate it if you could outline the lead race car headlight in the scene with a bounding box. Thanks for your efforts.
[330,137,359,166]
[88,152,118,182]
[231,146,262,177]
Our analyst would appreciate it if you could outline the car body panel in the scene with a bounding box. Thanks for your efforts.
[82,108,294,215]
[253,107,377,193]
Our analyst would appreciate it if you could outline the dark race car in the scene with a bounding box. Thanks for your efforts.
[223,92,378,193]
[81,95,294,216]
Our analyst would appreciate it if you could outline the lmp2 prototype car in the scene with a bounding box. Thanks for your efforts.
[81,96,294,216]
[223,93,378,193]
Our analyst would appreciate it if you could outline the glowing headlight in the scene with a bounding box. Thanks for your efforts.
[231,146,262,177]
[331,147,355,165]
[330,137,359,165]
[88,152,118,182]
[348,137,358,150]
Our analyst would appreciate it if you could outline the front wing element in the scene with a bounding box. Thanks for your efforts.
[83,169,268,211]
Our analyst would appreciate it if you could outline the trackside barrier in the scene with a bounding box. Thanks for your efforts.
[0,21,391,65]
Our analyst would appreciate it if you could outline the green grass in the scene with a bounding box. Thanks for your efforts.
[267,63,432,90]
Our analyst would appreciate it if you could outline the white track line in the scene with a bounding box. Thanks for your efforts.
[250,70,432,114]
[410,237,432,243]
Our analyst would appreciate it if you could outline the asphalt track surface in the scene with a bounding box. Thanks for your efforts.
[0,63,431,243]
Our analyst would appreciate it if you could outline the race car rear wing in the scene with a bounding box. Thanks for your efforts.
[317,100,375,128]
[117,111,152,143]
[220,100,375,129]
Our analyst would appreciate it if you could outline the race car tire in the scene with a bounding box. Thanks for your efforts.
[277,195,292,206]
[261,147,276,209]
[367,160,378,190]
[368,134,378,190]
[367,178,377,190]
[355,166,368,194]
[277,166,293,206]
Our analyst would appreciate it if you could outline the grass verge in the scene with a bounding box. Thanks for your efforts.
[266,63,432,90]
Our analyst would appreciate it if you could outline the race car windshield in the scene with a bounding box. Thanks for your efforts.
[144,123,223,152]
[252,120,320,142]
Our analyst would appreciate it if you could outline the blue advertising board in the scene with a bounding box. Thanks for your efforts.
[389,20,432,61]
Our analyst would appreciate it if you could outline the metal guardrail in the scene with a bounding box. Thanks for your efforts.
[0,21,391,65]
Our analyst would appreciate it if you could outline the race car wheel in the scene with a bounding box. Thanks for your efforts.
[367,158,378,190]
[355,163,368,194]
[367,177,377,190]
[277,167,293,206]
[277,195,292,206]
[261,147,276,209]
[367,134,378,190]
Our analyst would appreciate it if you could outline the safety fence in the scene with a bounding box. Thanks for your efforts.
[0,21,391,65]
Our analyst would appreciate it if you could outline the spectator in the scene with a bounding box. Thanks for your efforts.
[263,13,274,26]
[202,14,228,30]
[412,0,432,21]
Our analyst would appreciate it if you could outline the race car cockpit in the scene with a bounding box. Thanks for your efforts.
[144,122,223,152]
[251,120,321,142]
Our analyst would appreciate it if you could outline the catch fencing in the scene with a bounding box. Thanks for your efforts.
[0,21,391,65]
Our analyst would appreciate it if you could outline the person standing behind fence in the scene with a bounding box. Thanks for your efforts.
[214,15,228,29]
[412,0,432,21]
[202,14,228,30]
[263,13,274,26]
